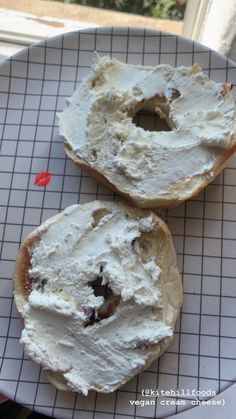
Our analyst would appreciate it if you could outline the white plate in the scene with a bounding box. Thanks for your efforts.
[0,26,236,419]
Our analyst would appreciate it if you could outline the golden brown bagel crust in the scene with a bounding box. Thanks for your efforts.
[64,130,236,209]
[13,232,37,312]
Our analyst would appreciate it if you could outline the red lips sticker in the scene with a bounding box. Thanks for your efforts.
[34,172,51,187]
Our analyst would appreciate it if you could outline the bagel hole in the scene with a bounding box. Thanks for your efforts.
[89,268,114,300]
[133,110,172,132]
[132,96,176,132]
[84,266,120,327]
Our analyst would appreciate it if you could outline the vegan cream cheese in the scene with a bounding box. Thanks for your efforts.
[15,201,183,394]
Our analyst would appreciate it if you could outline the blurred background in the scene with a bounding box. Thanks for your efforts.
[55,0,187,20]
[0,0,235,63]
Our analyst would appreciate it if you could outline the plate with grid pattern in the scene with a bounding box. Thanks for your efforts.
[0,26,236,419]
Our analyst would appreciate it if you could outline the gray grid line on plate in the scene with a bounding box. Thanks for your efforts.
[173,33,183,415]
[1,331,236,340]
[44,33,68,418]
[91,26,99,419]
[1,310,236,320]
[154,29,162,419]
[0,49,31,383]
[112,25,129,419]
[197,47,213,397]
[133,26,147,419]
[70,25,82,419]
[0,373,235,386]
[3,347,236,362]
[12,39,48,407]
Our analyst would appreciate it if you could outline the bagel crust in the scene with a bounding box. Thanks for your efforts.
[59,54,236,208]
[13,201,182,394]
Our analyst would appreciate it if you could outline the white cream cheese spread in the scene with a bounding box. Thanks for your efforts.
[19,201,182,394]
[58,54,236,206]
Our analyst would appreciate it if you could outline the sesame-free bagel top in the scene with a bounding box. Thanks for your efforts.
[13,201,182,394]
[58,54,236,208]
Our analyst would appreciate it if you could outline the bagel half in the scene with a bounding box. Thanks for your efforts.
[59,54,236,208]
[13,201,182,394]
